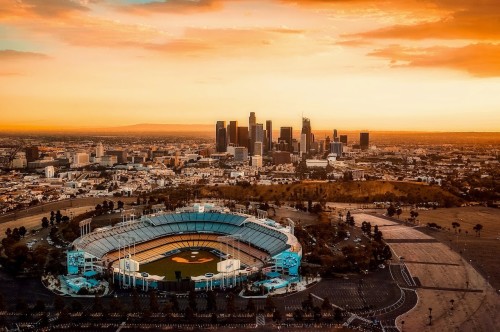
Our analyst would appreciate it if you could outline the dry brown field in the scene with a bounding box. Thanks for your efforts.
[404,206,500,238]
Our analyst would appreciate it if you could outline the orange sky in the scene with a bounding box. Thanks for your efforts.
[0,0,499,132]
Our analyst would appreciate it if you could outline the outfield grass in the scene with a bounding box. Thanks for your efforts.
[140,250,220,280]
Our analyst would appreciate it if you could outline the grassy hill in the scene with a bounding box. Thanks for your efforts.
[200,181,463,206]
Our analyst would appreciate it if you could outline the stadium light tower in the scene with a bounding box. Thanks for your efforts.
[217,234,243,288]
[116,235,136,288]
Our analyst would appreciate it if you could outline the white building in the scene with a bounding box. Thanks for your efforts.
[306,159,328,168]
[45,165,55,178]
[251,155,262,168]
[72,153,90,167]
[96,142,104,158]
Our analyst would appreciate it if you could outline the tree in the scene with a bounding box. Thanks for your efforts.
[334,308,343,322]
[170,295,179,312]
[206,290,217,312]
[71,300,83,312]
[41,217,49,228]
[56,210,62,224]
[102,200,109,210]
[313,306,322,322]
[18,226,27,238]
[109,201,115,211]
[273,309,282,322]
[396,208,402,219]
[117,201,125,209]
[53,296,65,311]
[132,289,141,312]
[246,298,256,313]
[33,300,46,312]
[109,297,123,314]
[92,294,103,312]
[321,297,332,312]
[293,309,304,322]
[226,293,236,314]
[0,292,5,311]
[301,293,314,313]
[188,290,197,312]
[149,291,160,312]
[473,224,483,237]
[184,306,194,320]
[387,205,396,217]
[264,296,276,313]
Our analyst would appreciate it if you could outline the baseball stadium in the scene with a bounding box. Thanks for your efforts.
[65,203,302,294]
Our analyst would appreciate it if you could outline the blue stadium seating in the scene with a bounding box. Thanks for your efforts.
[77,212,290,258]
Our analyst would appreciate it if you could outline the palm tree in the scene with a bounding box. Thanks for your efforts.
[473,224,483,237]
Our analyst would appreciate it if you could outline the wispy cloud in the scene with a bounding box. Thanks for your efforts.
[368,43,500,77]
[115,0,224,15]
[0,49,49,59]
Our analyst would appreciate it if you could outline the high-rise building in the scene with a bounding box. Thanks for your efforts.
[333,129,338,142]
[273,151,291,165]
[25,146,39,162]
[228,121,238,145]
[330,142,343,157]
[339,135,348,145]
[237,126,249,148]
[72,153,90,167]
[253,141,263,156]
[301,117,312,153]
[300,133,307,155]
[279,127,293,152]
[265,120,272,152]
[216,121,227,152]
[233,147,248,162]
[250,123,264,155]
[249,112,256,136]
[107,150,128,164]
[360,132,369,150]
[96,142,104,158]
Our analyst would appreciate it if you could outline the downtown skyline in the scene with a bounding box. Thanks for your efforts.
[1,0,500,132]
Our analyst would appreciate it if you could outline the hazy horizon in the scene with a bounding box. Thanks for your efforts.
[1,0,499,132]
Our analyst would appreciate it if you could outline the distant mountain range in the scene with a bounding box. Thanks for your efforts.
[96,123,214,133]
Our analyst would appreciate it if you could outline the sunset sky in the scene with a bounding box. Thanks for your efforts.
[1,0,499,132]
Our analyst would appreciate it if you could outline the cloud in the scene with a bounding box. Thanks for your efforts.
[348,0,500,41]
[116,0,224,15]
[0,0,90,19]
[368,43,500,77]
[0,49,49,59]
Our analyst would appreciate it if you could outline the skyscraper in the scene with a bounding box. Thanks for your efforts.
[25,146,39,162]
[237,126,249,148]
[339,135,348,145]
[248,112,256,137]
[265,120,272,152]
[330,142,343,157]
[333,129,339,142]
[96,142,104,158]
[301,117,312,153]
[360,132,369,150]
[216,121,227,152]
[279,127,293,152]
[251,123,264,155]
[228,121,238,145]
